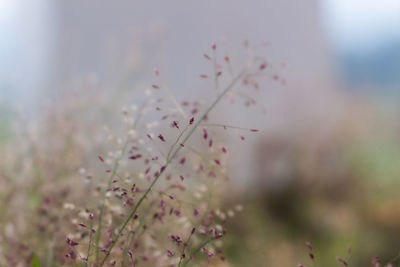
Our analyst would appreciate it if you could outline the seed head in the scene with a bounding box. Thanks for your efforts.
[167,250,174,257]
[172,120,179,129]
[203,128,208,140]
[129,154,142,160]
[66,237,79,246]
[158,134,166,142]
[337,257,348,266]
[193,209,199,216]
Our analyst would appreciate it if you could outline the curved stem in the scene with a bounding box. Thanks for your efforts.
[94,107,144,265]
[181,238,217,267]
[94,137,130,264]
[166,125,189,161]
[85,218,94,266]
[99,70,246,266]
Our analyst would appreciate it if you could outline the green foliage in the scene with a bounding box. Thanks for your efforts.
[31,254,42,267]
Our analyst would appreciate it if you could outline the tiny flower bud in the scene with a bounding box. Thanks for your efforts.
[158,134,166,142]
[160,165,166,173]
[337,257,348,266]
[129,154,142,160]
[167,250,174,257]
[203,128,208,140]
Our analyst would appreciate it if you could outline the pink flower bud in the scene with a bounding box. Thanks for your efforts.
[337,257,348,266]
[158,134,166,142]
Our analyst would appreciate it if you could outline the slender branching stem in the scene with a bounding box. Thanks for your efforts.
[94,137,130,264]
[94,107,144,265]
[181,238,217,267]
[202,123,257,131]
[159,79,187,119]
[177,229,195,267]
[98,70,246,266]
[85,218,94,266]
[166,125,189,161]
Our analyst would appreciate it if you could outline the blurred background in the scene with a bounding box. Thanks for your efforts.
[1,0,400,266]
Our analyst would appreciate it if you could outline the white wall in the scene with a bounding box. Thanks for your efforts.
[0,0,53,106]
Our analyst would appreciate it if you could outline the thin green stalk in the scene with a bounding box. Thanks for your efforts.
[99,70,246,266]
[213,49,219,95]
[181,238,217,267]
[94,109,144,265]
[94,138,130,264]
[163,85,188,119]
[177,229,195,267]
[122,231,134,265]
[86,218,94,266]
[202,123,256,131]
[166,125,190,161]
